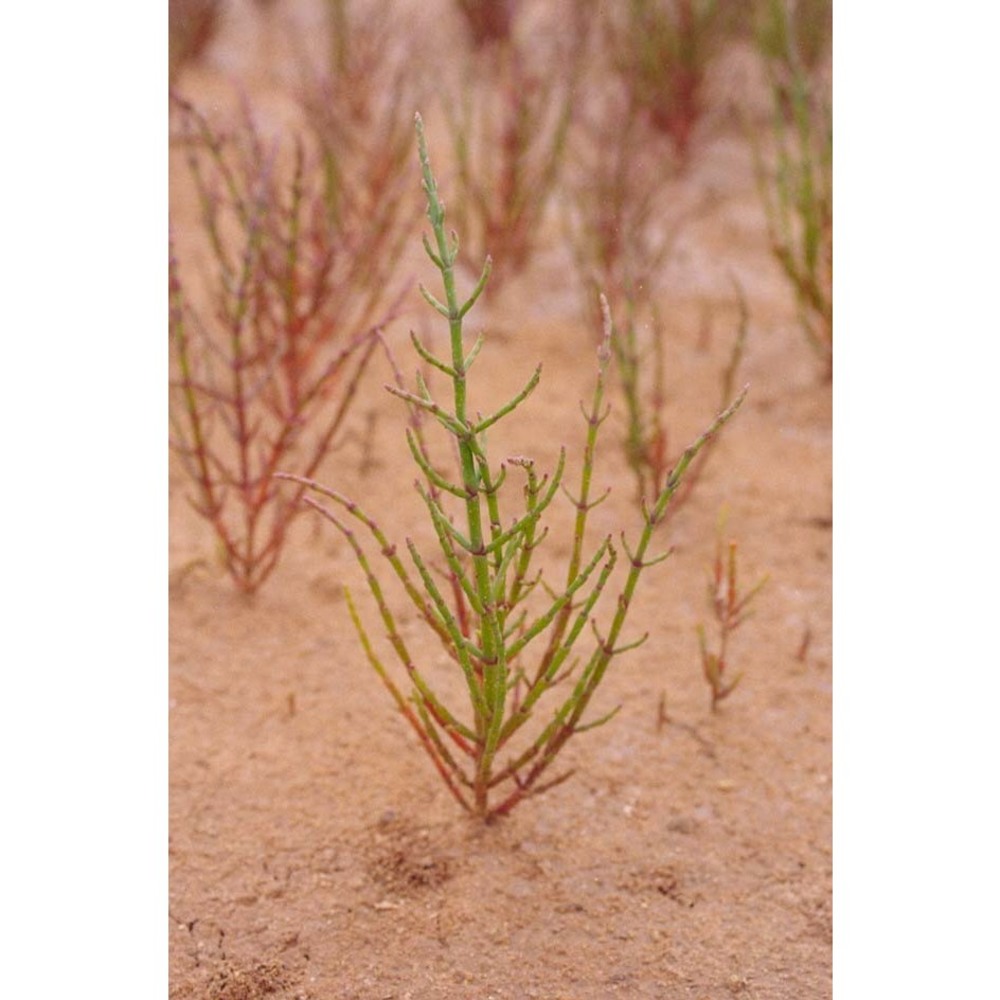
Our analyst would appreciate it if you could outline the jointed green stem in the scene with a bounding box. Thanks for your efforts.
[289,116,747,819]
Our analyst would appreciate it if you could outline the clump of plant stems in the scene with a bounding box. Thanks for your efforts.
[605,0,726,162]
[614,282,748,509]
[280,114,747,820]
[566,81,695,336]
[753,0,832,376]
[169,97,402,594]
[296,1,420,312]
[564,78,736,510]
[697,510,768,711]
[441,18,587,295]
[754,0,832,92]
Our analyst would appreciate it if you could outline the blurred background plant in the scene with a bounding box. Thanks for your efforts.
[169,0,224,84]
[752,0,832,376]
[452,0,521,49]
[564,72,745,510]
[566,81,691,336]
[440,7,590,295]
[755,0,832,95]
[169,96,404,593]
[295,0,422,303]
[603,0,728,164]
[613,283,747,510]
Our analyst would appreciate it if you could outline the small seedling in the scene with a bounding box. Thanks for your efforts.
[696,511,768,711]
[169,97,400,594]
[281,114,747,820]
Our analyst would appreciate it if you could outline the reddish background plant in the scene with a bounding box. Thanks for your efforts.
[697,513,768,710]
[441,14,589,295]
[452,0,521,48]
[605,0,727,162]
[169,97,403,593]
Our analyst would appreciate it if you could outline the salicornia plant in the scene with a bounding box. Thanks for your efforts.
[564,79,732,509]
[605,0,726,162]
[753,0,832,376]
[615,281,748,509]
[754,0,832,92]
[298,0,420,290]
[566,81,696,335]
[169,97,400,594]
[281,115,746,820]
[696,510,768,711]
[441,19,586,295]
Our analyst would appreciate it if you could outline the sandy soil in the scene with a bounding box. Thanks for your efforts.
[169,3,831,997]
